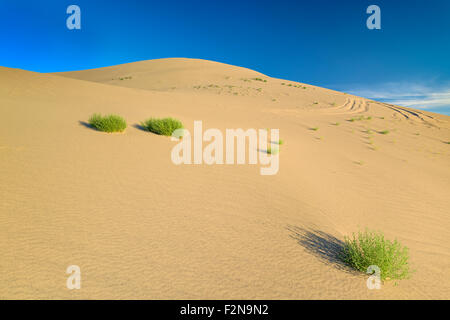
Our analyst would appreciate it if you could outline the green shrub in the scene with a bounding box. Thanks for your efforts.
[348,116,371,122]
[252,78,267,82]
[340,229,411,281]
[267,146,279,155]
[88,113,127,133]
[141,117,184,136]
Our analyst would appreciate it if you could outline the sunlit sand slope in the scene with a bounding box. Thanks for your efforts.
[1,59,449,299]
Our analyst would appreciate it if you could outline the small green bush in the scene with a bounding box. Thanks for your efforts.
[340,229,411,281]
[141,117,184,136]
[348,116,371,122]
[88,113,127,132]
[252,78,267,82]
[267,146,279,155]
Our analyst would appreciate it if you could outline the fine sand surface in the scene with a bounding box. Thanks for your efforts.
[1,58,449,299]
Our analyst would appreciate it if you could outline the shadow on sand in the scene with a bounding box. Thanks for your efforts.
[132,123,149,132]
[78,121,97,131]
[286,225,355,274]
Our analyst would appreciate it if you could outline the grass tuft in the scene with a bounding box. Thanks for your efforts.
[348,116,371,122]
[141,117,184,136]
[252,78,267,82]
[379,130,390,135]
[266,146,279,155]
[340,229,411,281]
[88,113,127,133]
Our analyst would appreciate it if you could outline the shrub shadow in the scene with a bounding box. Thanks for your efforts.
[133,124,149,132]
[286,225,356,274]
[79,121,98,131]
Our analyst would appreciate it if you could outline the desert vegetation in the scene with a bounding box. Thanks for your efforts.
[340,229,411,281]
[141,117,184,136]
[348,115,372,122]
[252,77,267,82]
[88,113,127,133]
[266,146,279,155]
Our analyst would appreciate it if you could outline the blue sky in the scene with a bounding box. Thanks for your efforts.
[1,0,449,114]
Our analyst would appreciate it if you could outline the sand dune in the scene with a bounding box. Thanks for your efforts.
[1,58,449,299]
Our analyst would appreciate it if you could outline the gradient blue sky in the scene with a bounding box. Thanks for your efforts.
[1,0,449,114]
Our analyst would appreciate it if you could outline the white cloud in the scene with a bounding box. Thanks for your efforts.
[343,82,450,112]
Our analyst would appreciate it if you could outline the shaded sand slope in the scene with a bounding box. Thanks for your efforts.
[1,59,449,299]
